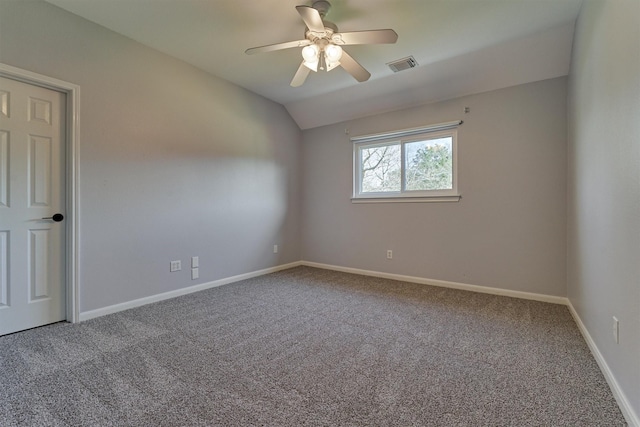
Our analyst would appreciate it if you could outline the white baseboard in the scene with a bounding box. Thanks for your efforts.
[78,261,303,321]
[566,301,639,427]
[80,260,565,321]
[300,261,568,305]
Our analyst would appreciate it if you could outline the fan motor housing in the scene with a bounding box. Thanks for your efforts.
[312,0,332,17]
[305,22,338,41]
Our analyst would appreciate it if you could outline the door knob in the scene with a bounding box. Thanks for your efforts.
[42,213,64,222]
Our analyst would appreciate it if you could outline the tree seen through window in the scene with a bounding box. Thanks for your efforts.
[359,137,452,193]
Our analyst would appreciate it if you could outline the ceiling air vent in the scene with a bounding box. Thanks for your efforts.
[387,56,418,73]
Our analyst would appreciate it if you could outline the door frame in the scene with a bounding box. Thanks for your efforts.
[0,63,80,323]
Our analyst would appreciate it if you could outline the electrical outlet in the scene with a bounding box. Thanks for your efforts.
[191,268,199,280]
[613,317,619,344]
[273,244,278,254]
[387,250,393,259]
[170,260,181,272]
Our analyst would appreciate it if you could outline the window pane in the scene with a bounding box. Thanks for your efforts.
[405,137,453,191]
[360,144,401,192]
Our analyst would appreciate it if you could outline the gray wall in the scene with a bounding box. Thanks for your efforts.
[301,78,567,296]
[0,0,302,313]
[567,0,640,418]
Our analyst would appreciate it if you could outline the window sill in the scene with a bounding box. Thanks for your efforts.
[351,195,461,204]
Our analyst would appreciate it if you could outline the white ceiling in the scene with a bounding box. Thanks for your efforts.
[44,0,583,129]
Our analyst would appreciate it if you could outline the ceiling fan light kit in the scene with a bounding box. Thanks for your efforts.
[245,0,398,87]
[303,39,343,72]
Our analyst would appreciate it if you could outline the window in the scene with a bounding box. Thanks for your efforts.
[352,121,461,202]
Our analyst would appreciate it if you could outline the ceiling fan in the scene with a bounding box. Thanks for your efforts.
[245,0,398,87]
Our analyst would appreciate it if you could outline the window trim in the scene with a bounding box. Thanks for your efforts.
[351,120,462,202]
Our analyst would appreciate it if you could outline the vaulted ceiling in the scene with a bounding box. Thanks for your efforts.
[45,0,583,129]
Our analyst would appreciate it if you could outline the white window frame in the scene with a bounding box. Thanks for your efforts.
[352,121,462,203]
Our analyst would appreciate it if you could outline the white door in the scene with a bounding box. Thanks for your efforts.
[0,76,66,335]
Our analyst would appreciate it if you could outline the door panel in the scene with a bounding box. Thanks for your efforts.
[0,231,7,307]
[0,130,7,207]
[30,228,51,300]
[30,134,53,207]
[0,76,66,335]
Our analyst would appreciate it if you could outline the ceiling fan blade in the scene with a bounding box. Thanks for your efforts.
[296,5,325,33]
[339,50,371,82]
[291,62,311,87]
[245,39,310,55]
[335,29,398,45]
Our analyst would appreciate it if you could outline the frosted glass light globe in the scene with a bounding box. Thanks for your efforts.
[325,44,343,62]
[302,44,319,62]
